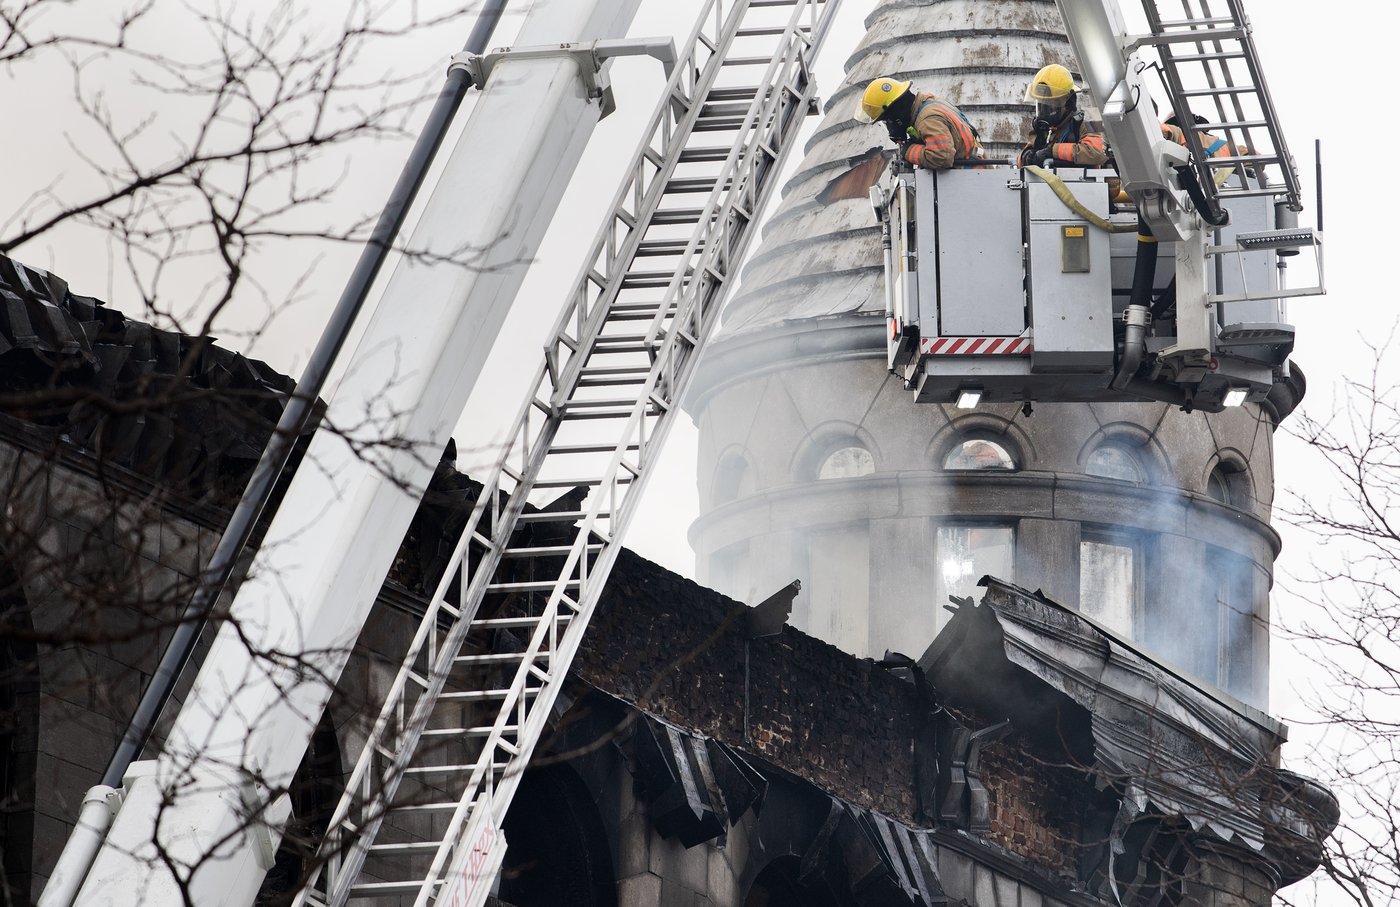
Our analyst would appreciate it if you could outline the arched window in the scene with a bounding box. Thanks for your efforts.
[818,446,874,479]
[942,437,1016,471]
[1086,443,1144,482]
[713,452,754,505]
[1206,462,1249,507]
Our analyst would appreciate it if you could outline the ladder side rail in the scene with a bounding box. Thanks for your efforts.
[1222,0,1301,206]
[449,0,829,825]
[539,0,739,370]
[312,0,741,840]
[1141,0,1249,203]
[639,0,816,357]
[430,4,837,902]
[296,3,749,901]
[1143,0,1302,209]
[300,2,769,902]
[539,0,764,417]
[1179,0,1271,199]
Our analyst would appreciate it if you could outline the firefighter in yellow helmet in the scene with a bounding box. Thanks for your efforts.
[855,77,982,170]
[1017,63,1108,168]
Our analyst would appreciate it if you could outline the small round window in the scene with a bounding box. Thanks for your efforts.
[943,438,1016,471]
[818,446,874,479]
[1086,444,1143,482]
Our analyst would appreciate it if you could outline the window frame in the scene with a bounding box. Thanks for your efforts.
[1078,527,1145,638]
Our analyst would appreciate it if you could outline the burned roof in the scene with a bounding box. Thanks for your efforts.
[920,576,1339,884]
[0,253,308,505]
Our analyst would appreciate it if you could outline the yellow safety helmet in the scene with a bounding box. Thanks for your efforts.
[855,77,912,124]
[1023,63,1078,103]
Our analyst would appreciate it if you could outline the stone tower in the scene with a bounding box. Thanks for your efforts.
[687,0,1297,709]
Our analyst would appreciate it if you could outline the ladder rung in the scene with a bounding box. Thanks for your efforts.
[500,544,601,558]
[666,176,726,194]
[548,441,641,454]
[721,56,774,66]
[532,475,634,489]
[679,145,734,163]
[516,509,607,523]
[559,406,655,421]
[438,686,542,702]
[697,102,751,119]
[349,881,438,897]
[706,86,762,101]
[396,800,469,813]
[454,652,533,665]
[1214,186,1288,199]
[1195,119,1267,131]
[579,365,652,378]
[368,840,444,854]
[620,271,686,289]
[1181,86,1256,97]
[608,306,676,322]
[693,117,747,132]
[422,724,518,738]
[737,25,810,37]
[486,579,582,592]
[578,376,648,389]
[472,615,573,630]
[561,396,649,408]
[1140,26,1244,45]
[1157,15,1235,28]
[652,207,706,225]
[636,238,700,255]
[1205,153,1279,165]
[1166,50,1245,63]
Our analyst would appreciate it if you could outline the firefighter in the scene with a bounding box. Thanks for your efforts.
[1161,112,1247,159]
[1017,63,1108,168]
[854,77,982,170]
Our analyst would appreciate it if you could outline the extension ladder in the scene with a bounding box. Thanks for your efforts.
[1133,0,1303,209]
[293,0,839,903]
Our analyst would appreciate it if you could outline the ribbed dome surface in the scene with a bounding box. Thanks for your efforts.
[719,0,1075,335]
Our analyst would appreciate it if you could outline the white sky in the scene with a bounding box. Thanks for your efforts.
[5,1,1391,900]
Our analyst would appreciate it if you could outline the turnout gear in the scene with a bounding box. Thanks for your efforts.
[854,78,983,170]
[1019,64,1107,168]
[905,92,982,169]
[855,77,912,124]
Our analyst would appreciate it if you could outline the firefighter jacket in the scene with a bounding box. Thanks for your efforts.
[1160,122,1244,158]
[1023,107,1108,167]
[905,93,982,170]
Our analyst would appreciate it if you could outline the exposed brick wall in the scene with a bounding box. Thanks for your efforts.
[575,548,920,822]
[980,728,1090,874]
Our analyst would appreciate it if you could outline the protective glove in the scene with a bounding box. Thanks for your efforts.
[1021,146,1054,168]
[902,140,925,167]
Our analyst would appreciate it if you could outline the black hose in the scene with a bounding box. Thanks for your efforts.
[100,0,512,789]
[1129,218,1156,310]
[1175,164,1229,227]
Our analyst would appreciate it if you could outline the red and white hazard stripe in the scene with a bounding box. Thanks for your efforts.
[920,335,1032,356]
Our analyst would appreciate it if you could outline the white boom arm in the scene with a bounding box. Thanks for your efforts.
[67,0,642,903]
[1056,0,1197,242]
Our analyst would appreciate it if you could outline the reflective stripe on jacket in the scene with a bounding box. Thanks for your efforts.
[909,93,982,169]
